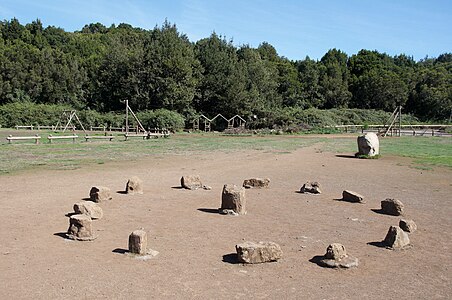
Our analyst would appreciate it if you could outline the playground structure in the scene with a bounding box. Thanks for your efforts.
[192,114,246,132]
[54,110,87,133]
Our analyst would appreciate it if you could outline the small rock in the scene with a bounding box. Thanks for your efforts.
[220,184,246,215]
[399,219,417,233]
[342,190,365,203]
[67,214,97,241]
[242,178,270,189]
[218,209,238,216]
[236,241,282,264]
[126,176,143,194]
[128,229,147,255]
[324,243,347,260]
[202,185,212,190]
[300,181,321,194]
[181,175,203,190]
[318,243,358,268]
[384,226,410,249]
[381,198,404,216]
[89,186,112,203]
[73,201,103,219]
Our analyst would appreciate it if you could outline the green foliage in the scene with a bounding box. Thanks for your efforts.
[136,109,185,131]
[0,102,70,127]
[0,19,450,125]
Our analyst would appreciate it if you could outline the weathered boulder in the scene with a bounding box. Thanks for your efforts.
[243,178,270,189]
[128,229,148,255]
[89,186,112,203]
[384,226,410,249]
[73,201,103,219]
[67,214,97,241]
[300,181,321,194]
[342,190,365,203]
[399,219,417,233]
[357,132,380,157]
[381,198,404,216]
[181,175,203,190]
[318,243,359,268]
[126,176,143,194]
[236,241,282,264]
[220,184,246,215]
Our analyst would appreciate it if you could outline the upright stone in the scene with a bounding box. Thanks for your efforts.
[300,181,321,194]
[128,230,148,255]
[126,176,143,194]
[342,190,365,203]
[73,201,103,219]
[236,241,282,264]
[67,214,96,241]
[242,178,270,189]
[220,184,246,215]
[384,226,410,249]
[181,175,203,190]
[399,219,417,233]
[357,132,380,157]
[324,243,347,260]
[89,186,112,202]
[381,198,404,216]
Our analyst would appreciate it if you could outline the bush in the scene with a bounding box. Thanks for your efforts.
[136,109,185,131]
[0,102,70,127]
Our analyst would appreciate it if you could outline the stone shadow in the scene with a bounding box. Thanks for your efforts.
[222,253,240,264]
[197,208,219,214]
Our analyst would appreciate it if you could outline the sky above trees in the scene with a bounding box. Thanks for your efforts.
[1,0,450,60]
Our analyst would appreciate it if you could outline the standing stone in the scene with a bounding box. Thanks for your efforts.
[73,201,103,219]
[399,219,417,233]
[236,241,282,264]
[384,226,410,249]
[300,181,321,194]
[181,175,203,190]
[89,186,112,202]
[381,198,404,216]
[242,178,270,189]
[67,214,97,241]
[357,132,380,157]
[128,230,148,255]
[220,184,246,215]
[342,190,365,203]
[126,176,143,194]
[318,243,359,268]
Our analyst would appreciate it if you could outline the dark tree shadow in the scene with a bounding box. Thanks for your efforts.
[222,253,240,264]
[54,232,70,240]
[112,248,128,254]
[171,186,184,190]
[335,154,357,159]
[116,190,127,194]
[367,241,387,248]
[197,208,219,214]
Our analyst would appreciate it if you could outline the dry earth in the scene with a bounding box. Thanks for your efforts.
[0,144,451,299]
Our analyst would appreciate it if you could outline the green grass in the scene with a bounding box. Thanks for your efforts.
[0,129,451,174]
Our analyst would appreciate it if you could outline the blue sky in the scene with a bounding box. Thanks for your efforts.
[1,0,451,61]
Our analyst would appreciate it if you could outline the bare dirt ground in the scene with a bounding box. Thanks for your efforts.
[0,144,451,299]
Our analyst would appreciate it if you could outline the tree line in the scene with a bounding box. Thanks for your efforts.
[0,18,451,125]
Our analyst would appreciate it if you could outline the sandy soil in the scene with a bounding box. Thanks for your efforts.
[0,144,451,299]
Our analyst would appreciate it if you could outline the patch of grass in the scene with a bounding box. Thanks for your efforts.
[355,154,381,159]
[1,129,451,174]
[382,137,452,169]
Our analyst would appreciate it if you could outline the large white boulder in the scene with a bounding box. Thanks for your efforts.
[357,132,380,157]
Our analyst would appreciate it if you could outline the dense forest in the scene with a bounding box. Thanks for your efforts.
[0,18,451,129]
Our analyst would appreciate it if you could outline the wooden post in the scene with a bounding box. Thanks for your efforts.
[125,100,129,135]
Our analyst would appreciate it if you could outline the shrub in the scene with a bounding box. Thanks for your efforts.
[136,109,185,131]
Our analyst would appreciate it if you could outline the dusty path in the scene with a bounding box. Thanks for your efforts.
[0,146,451,299]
